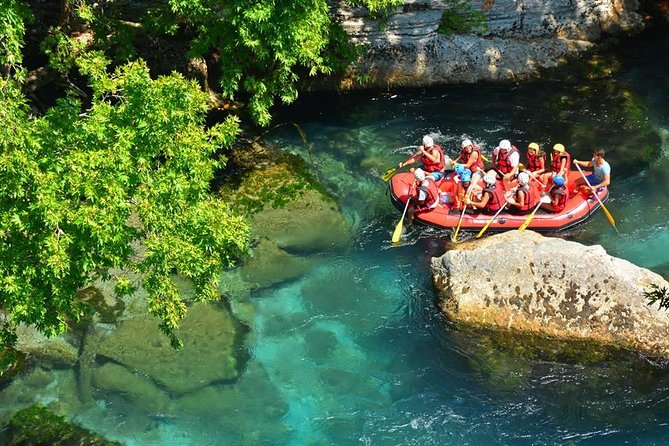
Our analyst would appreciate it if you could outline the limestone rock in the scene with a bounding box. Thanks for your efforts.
[250,188,352,252]
[96,302,242,394]
[240,239,311,289]
[431,230,669,359]
[93,363,171,412]
[14,325,79,368]
[332,0,644,88]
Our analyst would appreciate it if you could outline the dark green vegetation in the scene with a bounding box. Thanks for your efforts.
[2,405,120,445]
[0,0,404,353]
[438,0,489,35]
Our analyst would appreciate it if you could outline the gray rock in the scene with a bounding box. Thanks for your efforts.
[96,302,241,394]
[431,230,669,359]
[334,0,643,87]
[14,325,79,367]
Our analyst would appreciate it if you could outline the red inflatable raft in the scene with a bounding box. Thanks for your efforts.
[389,170,609,232]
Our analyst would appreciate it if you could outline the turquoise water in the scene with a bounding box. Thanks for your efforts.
[2,26,669,446]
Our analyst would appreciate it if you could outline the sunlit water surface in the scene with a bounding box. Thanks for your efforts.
[2,26,669,446]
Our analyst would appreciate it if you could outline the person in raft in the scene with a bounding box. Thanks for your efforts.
[408,168,440,223]
[540,143,571,188]
[540,175,568,213]
[524,142,546,178]
[466,171,506,214]
[399,135,446,181]
[453,139,485,179]
[490,139,520,188]
[505,171,537,214]
[572,148,611,196]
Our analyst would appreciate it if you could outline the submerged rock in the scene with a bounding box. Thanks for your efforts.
[96,302,244,394]
[239,239,311,290]
[250,188,352,253]
[3,405,119,445]
[431,230,669,360]
[93,363,171,413]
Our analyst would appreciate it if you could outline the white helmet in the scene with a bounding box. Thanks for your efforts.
[443,156,454,171]
[422,135,434,148]
[518,171,530,185]
[414,168,426,181]
[461,139,473,148]
[484,172,497,185]
[499,139,511,150]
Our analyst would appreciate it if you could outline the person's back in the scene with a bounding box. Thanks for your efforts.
[540,175,567,213]
[507,172,536,214]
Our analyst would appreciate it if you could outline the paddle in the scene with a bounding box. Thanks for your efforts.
[383,147,426,182]
[518,189,553,231]
[451,204,467,242]
[574,163,619,235]
[475,204,507,238]
[391,183,414,244]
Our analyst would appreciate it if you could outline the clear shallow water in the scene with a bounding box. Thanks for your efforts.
[3,27,669,446]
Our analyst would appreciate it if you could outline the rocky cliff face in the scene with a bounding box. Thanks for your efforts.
[335,0,644,87]
[431,230,669,360]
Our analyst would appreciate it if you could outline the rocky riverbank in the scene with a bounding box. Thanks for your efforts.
[332,0,645,88]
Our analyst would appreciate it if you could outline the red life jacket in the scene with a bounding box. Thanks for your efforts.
[515,186,535,212]
[525,151,545,172]
[550,151,571,175]
[495,146,519,174]
[414,178,440,211]
[551,187,567,212]
[422,144,445,172]
[460,144,484,172]
[483,184,506,212]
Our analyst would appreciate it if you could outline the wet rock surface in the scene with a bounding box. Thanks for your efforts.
[431,230,669,360]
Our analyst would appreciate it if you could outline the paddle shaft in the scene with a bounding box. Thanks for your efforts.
[476,204,507,238]
[519,186,553,231]
[391,183,414,243]
[451,205,467,241]
[574,163,619,234]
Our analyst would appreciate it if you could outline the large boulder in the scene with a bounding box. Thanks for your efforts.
[96,302,244,394]
[431,230,669,359]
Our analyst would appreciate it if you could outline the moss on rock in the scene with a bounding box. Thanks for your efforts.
[4,405,120,445]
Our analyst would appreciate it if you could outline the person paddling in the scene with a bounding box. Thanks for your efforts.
[399,135,446,181]
[466,172,506,214]
[505,172,537,214]
[572,148,611,196]
[408,168,440,223]
[454,139,484,178]
[540,143,571,188]
[525,142,546,178]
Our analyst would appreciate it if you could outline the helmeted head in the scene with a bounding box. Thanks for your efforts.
[484,172,497,185]
[414,168,426,182]
[444,158,455,171]
[518,171,530,186]
[461,169,472,183]
[499,139,511,151]
[461,139,473,150]
[422,135,434,148]
[528,142,540,152]
[454,163,466,175]
[553,175,565,187]
[553,143,565,153]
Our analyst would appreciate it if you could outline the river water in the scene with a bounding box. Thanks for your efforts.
[2,25,669,446]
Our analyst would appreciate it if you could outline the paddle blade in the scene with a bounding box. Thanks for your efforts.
[382,168,397,182]
[391,219,404,243]
[518,210,536,231]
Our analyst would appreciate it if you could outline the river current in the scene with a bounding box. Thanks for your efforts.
[2,25,669,446]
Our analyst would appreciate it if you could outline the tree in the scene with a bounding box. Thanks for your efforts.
[0,51,249,349]
[1,0,406,351]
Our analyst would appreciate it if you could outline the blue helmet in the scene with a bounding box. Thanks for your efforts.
[553,175,565,187]
[461,169,472,183]
[454,163,465,175]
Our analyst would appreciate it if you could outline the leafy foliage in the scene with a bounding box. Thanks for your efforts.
[0,54,249,348]
[645,284,669,311]
[0,0,32,78]
[438,1,489,36]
